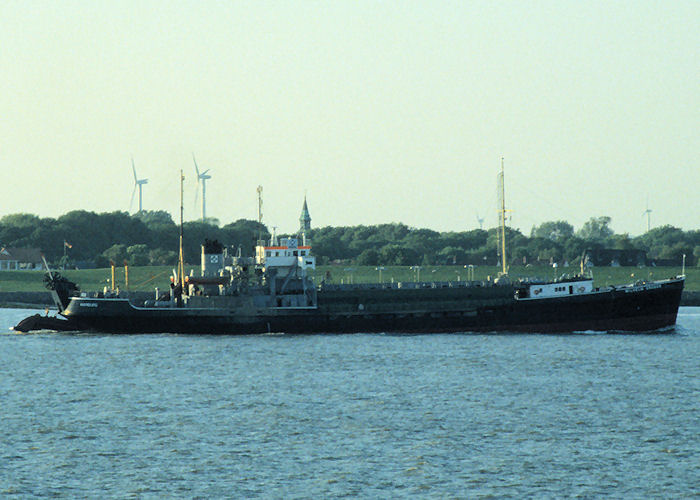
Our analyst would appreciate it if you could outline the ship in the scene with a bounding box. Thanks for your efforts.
[13,165,685,334]
[13,231,685,334]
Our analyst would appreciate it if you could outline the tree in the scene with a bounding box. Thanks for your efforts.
[526,237,563,263]
[634,225,688,260]
[1,213,41,227]
[356,248,379,266]
[56,210,101,259]
[609,233,635,250]
[562,236,588,262]
[126,244,150,266]
[403,228,441,256]
[375,223,410,243]
[0,214,42,249]
[221,219,269,256]
[29,219,64,260]
[309,229,347,261]
[149,248,178,266]
[437,246,467,265]
[133,210,175,227]
[440,230,488,251]
[54,210,150,260]
[378,244,420,266]
[102,244,128,264]
[658,242,694,265]
[5,208,700,271]
[531,221,574,242]
[577,216,614,244]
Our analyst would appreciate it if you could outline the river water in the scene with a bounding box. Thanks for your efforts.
[1,308,698,498]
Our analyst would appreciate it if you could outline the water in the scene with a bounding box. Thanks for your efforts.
[2,308,699,498]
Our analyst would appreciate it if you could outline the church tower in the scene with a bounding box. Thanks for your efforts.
[299,195,311,235]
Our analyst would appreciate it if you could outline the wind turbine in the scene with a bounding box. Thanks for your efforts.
[643,197,652,233]
[130,158,148,212]
[193,154,212,222]
[476,211,484,230]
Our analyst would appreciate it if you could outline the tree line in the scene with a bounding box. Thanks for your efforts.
[0,211,267,268]
[308,217,700,267]
[1,212,698,268]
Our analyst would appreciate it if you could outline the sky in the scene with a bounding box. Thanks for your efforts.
[1,1,698,237]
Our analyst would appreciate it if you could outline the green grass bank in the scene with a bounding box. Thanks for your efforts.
[1,264,696,293]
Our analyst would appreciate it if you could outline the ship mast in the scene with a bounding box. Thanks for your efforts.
[257,185,263,243]
[498,157,508,276]
[178,169,185,287]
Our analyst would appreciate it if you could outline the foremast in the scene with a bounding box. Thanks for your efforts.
[178,170,186,290]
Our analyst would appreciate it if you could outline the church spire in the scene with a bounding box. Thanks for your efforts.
[299,195,311,235]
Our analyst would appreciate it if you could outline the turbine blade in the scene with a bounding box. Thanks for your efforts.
[192,153,200,176]
[132,158,138,183]
[130,185,137,210]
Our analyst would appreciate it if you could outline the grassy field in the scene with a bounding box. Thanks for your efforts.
[311,264,696,289]
[1,264,696,292]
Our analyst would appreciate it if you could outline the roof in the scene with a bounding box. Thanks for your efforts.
[0,247,43,263]
[299,196,311,222]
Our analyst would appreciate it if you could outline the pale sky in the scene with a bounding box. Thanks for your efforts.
[2,1,698,236]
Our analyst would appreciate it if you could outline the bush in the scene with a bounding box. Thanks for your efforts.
[148,248,178,266]
[356,248,379,266]
[102,244,127,264]
[126,244,150,266]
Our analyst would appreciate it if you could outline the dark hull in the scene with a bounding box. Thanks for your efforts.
[13,314,80,333]
[22,278,684,334]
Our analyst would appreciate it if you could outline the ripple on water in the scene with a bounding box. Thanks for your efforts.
[0,308,699,497]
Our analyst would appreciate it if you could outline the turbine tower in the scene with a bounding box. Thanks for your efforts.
[643,197,653,233]
[193,154,212,222]
[130,158,148,212]
[476,211,484,230]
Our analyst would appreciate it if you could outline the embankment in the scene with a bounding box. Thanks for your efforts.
[0,292,53,308]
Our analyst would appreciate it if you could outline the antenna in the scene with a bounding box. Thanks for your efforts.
[192,153,212,222]
[497,157,509,275]
[476,211,484,230]
[130,158,149,212]
[257,185,263,242]
[643,196,652,233]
